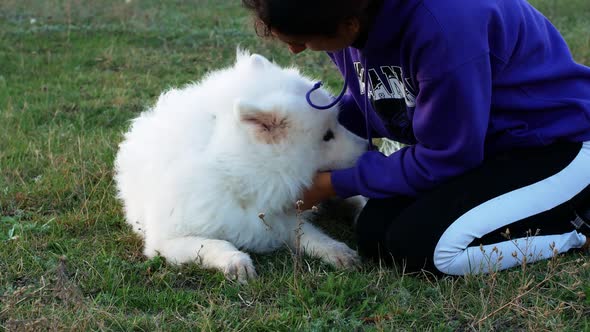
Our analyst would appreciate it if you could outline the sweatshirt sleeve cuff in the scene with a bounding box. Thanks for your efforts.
[331,167,360,199]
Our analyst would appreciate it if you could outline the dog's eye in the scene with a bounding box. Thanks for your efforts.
[323,129,335,142]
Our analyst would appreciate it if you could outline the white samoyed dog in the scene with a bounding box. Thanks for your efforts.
[114,50,366,283]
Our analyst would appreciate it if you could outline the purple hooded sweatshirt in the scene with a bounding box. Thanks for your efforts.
[329,0,590,199]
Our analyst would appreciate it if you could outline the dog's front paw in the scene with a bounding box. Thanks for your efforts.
[222,252,258,284]
[320,242,361,269]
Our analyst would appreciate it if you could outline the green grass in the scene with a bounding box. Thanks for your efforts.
[1,0,590,330]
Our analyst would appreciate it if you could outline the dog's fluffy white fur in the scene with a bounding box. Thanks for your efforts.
[114,50,366,283]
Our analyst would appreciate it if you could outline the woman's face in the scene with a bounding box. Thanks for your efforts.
[271,19,360,54]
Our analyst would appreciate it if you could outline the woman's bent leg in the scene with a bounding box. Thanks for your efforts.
[356,141,590,275]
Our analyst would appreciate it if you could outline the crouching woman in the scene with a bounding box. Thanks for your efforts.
[242,0,590,275]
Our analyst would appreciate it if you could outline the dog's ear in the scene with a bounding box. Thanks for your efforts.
[249,54,269,69]
[234,99,289,144]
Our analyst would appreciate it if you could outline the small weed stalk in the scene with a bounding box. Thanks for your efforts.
[257,212,272,231]
[292,200,306,278]
[65,0,72,43]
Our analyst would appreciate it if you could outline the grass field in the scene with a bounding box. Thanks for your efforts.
[1,0,590,330]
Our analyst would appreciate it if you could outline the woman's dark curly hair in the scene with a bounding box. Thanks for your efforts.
[242,0,371,37]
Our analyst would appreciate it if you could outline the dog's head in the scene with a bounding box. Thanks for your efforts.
[229,52,366,177]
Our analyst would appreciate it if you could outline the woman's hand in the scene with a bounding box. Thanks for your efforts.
[298,172,337,211]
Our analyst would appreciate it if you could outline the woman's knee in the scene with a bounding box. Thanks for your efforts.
[384,226,440,273]
[355,208,389,262]
[355,197,415,262]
